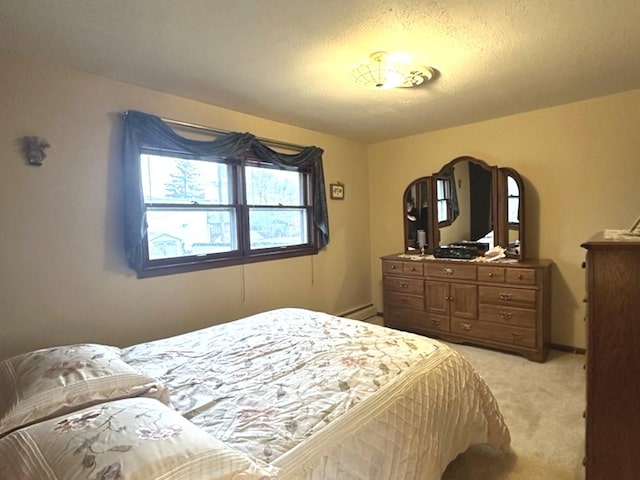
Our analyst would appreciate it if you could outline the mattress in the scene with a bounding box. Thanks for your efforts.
[122,308,510,479]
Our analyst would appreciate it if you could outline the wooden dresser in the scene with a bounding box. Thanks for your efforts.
[381,254,552,362]
[581,233,640,479]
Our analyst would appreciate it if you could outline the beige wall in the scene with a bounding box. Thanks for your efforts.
[0,54,371,359]
[369,90,640,348]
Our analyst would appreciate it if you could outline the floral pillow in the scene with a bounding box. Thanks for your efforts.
[0,397,277,480]
[0,343,168,437]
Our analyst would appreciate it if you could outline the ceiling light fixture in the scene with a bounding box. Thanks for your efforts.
[352,51,434,90]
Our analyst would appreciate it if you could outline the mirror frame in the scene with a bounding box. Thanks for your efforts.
[402,156,526,260]
[497,167,525,259]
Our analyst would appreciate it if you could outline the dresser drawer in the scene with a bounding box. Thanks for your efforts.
[424,263,477,280]
[479,286,537,308]
[505,268,536,285]
[477,266,505,283]
[384,308,429,333]
[479,304,536,328]
[382,260,404,275]
[474,322,536,348]
[425,313,450,332]
[385,292,424,310]
[450,318,480,336]
[384,276,424,295]
[451,318,536,347]
[403,262,424,276]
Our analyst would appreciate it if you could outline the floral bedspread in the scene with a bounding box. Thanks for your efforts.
[122,308,441,464]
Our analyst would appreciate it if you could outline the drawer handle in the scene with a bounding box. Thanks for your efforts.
[431,319,441,326]
[459,322,472,331]
[499,292,513,301]
[391,265,397,269]
[488,272,494,277]
[444,268,454,275]
[517,274,524,280]
[400,298,409,304]
[511,333,523,340]
[499,311,513,320]
[410,267,418,271]
[399,282,409,288]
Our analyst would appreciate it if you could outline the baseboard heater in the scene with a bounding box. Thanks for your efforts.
[338,304,377,321]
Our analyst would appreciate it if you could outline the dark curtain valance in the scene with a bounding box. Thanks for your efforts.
[122,110,329,272]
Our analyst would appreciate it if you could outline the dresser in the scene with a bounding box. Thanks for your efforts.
[581,233,640,479]
[381,254,552,362]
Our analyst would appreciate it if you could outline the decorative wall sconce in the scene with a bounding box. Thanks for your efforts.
[20,136,50,166]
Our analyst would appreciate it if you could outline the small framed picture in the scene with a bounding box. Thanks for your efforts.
[330,183,345,200]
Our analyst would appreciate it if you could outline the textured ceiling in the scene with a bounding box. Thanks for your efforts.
[3,0,640,143]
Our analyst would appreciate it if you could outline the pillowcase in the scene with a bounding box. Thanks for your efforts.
[0,343,168,437]
[0,397,278,480]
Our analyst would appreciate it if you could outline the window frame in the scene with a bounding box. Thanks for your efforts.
[136,149,318,278]
[436,177,454,227]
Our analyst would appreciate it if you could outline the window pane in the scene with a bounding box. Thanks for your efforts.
[507,176,519,196]
[249,208,307,249]
[245,166,303,206]
[141,154,232,204]
[437,200,448,222]
[508,198,520,223]
[436,178,451,223]
[507,176,519,223]
[146,208,237,259]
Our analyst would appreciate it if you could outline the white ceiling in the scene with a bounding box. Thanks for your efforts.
[3,0,640,143]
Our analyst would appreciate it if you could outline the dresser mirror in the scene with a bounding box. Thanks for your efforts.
[499,168,525,259]
[403,177,431,251]
[402,157,525,260]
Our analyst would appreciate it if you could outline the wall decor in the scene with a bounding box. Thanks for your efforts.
[330,183,345,200]
[20,136,50,166]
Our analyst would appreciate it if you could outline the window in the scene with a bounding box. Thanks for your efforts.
[138,150,316,276]
[507,175,520,224]
[436,177,453,225]
[122,110,328,278]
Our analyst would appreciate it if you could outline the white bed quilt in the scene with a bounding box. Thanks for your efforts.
[123,308,510,479]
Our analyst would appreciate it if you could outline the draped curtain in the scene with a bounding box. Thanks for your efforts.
[122,110,329,273]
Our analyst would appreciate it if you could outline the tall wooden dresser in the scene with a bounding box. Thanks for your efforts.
[581,232,640,479]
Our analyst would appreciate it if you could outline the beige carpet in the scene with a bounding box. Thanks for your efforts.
[440,342,586,480]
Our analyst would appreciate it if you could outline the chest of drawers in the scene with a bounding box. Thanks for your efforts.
[581,233,640,479]
[381,254,552,362]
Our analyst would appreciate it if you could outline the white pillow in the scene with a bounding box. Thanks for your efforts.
[0,397,278,480]
[0,343,168,437]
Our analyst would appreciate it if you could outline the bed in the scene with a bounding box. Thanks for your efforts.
[0,308,510,479]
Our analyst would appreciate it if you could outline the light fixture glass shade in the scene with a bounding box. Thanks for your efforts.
[352,51,434,90]
[352,51,405,89]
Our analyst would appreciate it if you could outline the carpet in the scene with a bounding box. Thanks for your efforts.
[440,342,586,480]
